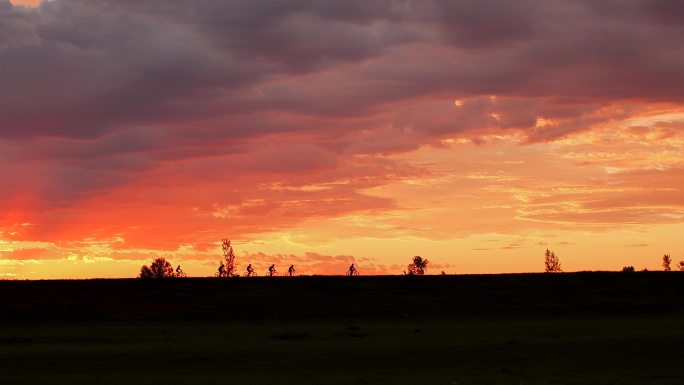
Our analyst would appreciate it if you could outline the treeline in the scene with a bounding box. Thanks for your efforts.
[544,249,684,273]
[138,241,683,279]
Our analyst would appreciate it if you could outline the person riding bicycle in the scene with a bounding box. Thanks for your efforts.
[175,265,186,278]
[347,263,357,276]
[246,264,254,276]
[268,264,276,276]
[287,265,296,276]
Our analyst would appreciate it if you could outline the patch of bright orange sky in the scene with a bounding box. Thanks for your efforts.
[11,0,39,5]
[1,1,683,279]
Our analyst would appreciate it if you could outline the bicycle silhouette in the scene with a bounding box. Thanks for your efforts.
[244,265,257,277]
[346,264,359,276]
[175,266,187,278]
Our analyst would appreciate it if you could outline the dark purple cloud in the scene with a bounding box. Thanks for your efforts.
[2,0,684,141]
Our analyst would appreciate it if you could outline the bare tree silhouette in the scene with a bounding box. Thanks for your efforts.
[544,249,562,273]
[662,254,672,271]
[216,239,238,277]
[405,256,429,275]
[139,257,175,279]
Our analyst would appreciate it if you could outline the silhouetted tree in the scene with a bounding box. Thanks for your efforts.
[622,266,635,273]
[405,256,429,275]
[139,257,175,279]
[544,249,562,273]
[140,266,154,279]
[662,254,672,271]
[216,239,238,277]
[678,260,684,271]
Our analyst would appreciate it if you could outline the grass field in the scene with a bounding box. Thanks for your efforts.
[1,273,683,384]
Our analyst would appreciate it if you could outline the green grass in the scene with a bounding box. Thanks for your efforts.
[1,273,683,384]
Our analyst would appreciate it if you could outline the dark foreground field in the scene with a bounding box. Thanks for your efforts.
[1,273,683,384]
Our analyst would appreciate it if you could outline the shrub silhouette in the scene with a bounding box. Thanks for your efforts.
[662,254,672,271]
[139,257,175,279]
[622,266,635,273]
[405,256,429,275]
[544,249,562,273]
[678,260,684,271]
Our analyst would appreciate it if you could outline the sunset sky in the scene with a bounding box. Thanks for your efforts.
[1,0,683,278]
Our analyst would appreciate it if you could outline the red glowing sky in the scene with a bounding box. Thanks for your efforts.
[1,0,683,278]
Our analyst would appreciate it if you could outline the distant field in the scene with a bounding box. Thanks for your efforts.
[1,273,683,384]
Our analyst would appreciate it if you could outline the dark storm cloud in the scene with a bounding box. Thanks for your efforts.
[0,0,422,139]
[2,0,684,142]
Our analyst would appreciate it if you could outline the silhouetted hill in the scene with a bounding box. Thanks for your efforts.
[2,272,682,323]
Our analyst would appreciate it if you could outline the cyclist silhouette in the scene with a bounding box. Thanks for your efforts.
[287,265,296,276]
[246,264,255,277]
[216,263,225,277]
[175,265,186,278]
[268,264,277,277]
[346,263,359,276]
